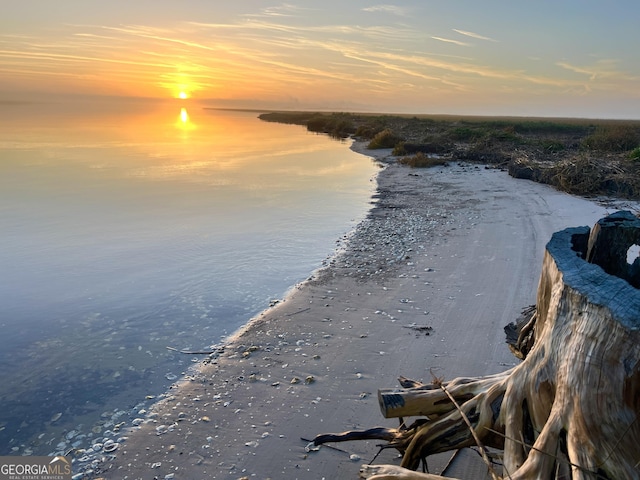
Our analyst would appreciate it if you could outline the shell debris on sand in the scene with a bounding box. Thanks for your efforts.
[36,391,176,479]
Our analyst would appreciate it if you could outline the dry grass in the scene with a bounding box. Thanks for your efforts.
[368,128,403,149]
[582,125,639,152]
[510,154,640,198]
[398,152,448,168]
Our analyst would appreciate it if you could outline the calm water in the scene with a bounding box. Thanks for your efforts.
[0,101,377,455]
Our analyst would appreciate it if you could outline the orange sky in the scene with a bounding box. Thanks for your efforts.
[2,2,639,118]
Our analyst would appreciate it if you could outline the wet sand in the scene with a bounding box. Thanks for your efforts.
[90,142,616,479]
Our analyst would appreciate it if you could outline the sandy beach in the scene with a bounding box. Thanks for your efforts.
[88,141,622,480]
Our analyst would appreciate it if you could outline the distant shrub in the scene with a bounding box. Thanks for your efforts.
[398,152,448,168]
[392,142,407,155]
[259,112,317,125]
[488,127,521,143]
[354,124,382,139]
[331,119,356,138]
[582,125,639,152]
[540,139,565,153]
[396,141,452,155]
[306,114,355,138]
[306,116,331,132]
[448,126,486,141]
[368,129,403,149]
[511,121,590,136]
[629,147,640,160]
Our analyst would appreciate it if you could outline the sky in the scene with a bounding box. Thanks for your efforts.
[2,1,639,118]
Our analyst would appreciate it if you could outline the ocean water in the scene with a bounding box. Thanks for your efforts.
[0,101,377,455]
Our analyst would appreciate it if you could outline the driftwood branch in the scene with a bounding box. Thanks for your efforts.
[430,370,500,480]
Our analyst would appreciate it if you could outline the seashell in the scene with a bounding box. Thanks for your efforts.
[50,413,63,423]
[103,442,119,453]
[305,376,315,384]
[304,441,320,452]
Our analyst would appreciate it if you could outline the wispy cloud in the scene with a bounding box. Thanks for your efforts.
[0,19,574,101]
[453,29,498,42]
[556,59,625,80]
[243,3,311,18]
[2,7,636,114]
[362,4,407,16]
[431,36,471,47]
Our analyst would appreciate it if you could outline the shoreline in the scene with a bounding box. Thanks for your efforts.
[87,142,616,479]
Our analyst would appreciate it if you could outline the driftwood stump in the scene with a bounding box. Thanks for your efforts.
[313,211,640,479]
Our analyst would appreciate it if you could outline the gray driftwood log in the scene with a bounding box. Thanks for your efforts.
[313,211,640,479]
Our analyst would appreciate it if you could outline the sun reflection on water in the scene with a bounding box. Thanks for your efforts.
[0,103,367,184]
[176,107,194,131]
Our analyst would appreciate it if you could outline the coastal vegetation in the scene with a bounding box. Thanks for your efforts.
[367,128,403,149]
[398,151,448,168]
[259,111,640,199]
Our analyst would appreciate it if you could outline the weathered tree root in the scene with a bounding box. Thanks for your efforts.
[359,463,461,480]
[312,212,640,479]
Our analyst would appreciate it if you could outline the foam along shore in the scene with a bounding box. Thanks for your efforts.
[89,141,620,480]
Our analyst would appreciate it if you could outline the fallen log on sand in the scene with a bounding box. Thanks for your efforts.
[313,211,640,479]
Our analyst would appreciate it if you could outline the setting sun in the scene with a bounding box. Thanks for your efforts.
[178,91,188,99]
